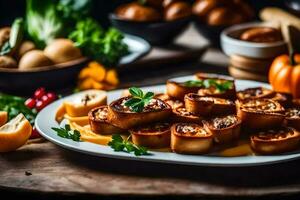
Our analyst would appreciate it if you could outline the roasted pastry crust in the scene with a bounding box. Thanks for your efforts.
[250,127,300,154]
[171,123,213,154]
[236,99,285,129]
[237,87,275,101]
[108,97,172,129]
[203,115,241,144]
[171,107,203,123]
[166,81,201,100]
[285,108,300,131]
[130,122,171,148]
[88,106,124,135]
[184,94,235,116]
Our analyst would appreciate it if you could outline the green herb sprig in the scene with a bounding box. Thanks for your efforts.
[52,124,81,141]
[124,87,154,113]
[108,134,150,156]
[184,79,233,93]
[0,93,37,125]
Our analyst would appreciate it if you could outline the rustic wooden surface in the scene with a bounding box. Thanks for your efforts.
[1,141,300,200]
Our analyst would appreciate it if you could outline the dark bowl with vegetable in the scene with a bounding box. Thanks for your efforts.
[0,57,89,95]
[109,14,191,46]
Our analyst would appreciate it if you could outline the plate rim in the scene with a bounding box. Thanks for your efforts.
[35,75,300,167]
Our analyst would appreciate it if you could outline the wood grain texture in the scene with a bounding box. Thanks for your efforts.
[1,141,300,199]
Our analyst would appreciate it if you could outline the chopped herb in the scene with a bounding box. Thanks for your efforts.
[183,80,204,87]
[108,134,150,156]
[124,87,154,113]
[52,124,81,141]
[183,79,233,92]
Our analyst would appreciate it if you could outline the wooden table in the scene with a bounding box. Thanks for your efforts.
[1,26,297,200]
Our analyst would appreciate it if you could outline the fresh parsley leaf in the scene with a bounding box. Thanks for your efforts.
[0,93,37,125]
[129,87,144,98]
[108,134,150,156]
[52,125,81,141]
[125,87,154,113]
[183,79,233,93]
[183,80,204,87]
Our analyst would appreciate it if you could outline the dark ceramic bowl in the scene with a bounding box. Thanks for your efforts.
[286,0,300,17]
[109,14,191,45]
[0,57,89,95]
[0,34,151,95]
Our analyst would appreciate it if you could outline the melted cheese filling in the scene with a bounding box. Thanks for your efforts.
[212,115,238,129]
[286,108,300,118]
[176,124,209,136]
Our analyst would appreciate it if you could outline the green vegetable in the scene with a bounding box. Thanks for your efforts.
[57,0,91,21]
[69,18,129,66]
[0,94,37,125]
[184,79,233,92]
[108,134,150,156]
[26,0,64,48]
[52,124,81,141]
[0,18,24,56]
[124,87,154,113]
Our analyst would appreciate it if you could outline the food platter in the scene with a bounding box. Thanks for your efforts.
[35,75,300,167]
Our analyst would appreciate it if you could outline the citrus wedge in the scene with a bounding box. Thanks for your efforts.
[0,111,8,127]
[0,114,32,152]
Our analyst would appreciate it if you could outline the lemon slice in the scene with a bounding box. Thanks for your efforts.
[0,114,32,152]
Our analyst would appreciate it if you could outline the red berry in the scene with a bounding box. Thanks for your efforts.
[41,95,51,105]
[30,127,41,139]
[36,100,46,111]
[46,92,57,102]
[34,87,46,99]
[25,98,36,109]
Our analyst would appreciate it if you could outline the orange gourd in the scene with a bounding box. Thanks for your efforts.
[269,54,300,98]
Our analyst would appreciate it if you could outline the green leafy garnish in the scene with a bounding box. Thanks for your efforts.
[108,134,150,156]
[52,124,81,141]
[68,18,129,66]
[183,80,204,87]
[124,87,154,113]
[184,79,233,93]
[0,93,37,125]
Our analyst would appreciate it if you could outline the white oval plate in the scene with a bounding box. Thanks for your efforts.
[35,75,300,167]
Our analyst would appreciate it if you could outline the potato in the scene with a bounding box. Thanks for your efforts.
[19,50,53,69]
[16,41,36,59]
[0,27,10,48]
[0,56,17,68]
[44,39,82,64]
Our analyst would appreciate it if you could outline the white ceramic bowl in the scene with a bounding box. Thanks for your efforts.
[221,22,287,59]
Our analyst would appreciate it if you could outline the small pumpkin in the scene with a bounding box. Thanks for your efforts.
[269,54,300,98]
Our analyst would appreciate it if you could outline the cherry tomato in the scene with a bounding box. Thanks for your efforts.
[46,92,57,102]
[36,100,47,111]
[25,98,36,109]
[30,127,41,139]
[41,95,52,105]
[34,87,46,99]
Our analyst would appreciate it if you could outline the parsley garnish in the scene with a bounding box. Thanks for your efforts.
[183,79,233,92]
[52,124,81,141]
[108,134,150,156]
[124,87,154,113]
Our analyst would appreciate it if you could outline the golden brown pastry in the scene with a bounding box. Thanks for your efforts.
[130,122,171,148]
[108,97,172,129]
[250,127,300,154]
[203,115,241,144]
[171,123,213,154]
[236,99,285,129]
[88,106,124,135]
